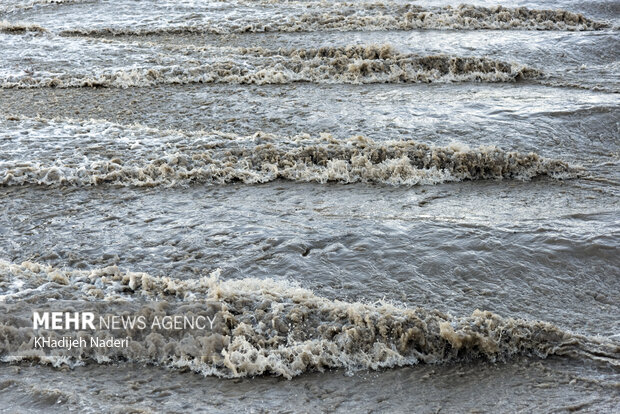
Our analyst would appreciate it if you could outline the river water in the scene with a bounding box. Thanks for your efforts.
[0,0,618,412]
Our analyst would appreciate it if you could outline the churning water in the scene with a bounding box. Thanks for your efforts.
[0,0,618,412]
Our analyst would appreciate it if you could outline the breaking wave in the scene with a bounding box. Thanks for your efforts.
[0,0,92,14]
[0,259,618,378]
[1,44,542,88]
[0,118,579,187]
[0,20,46,34]
[58,5,608,36]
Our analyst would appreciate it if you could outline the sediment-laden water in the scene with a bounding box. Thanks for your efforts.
[0,0,618,412]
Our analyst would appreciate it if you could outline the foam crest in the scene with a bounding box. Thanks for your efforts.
[0,20,46,34]
[0,259,617,378]
[58,4,608,36]
[0,0,90,13]
[0,44,542,88]
[0,118,579,187]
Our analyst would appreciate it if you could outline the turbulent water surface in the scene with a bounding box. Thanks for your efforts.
[0,0,619,412]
